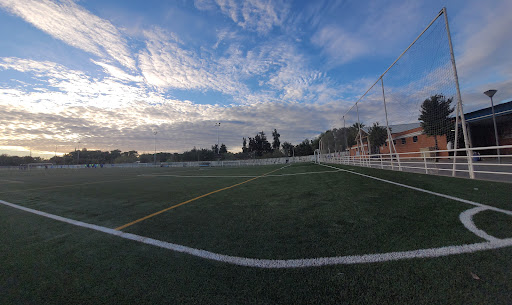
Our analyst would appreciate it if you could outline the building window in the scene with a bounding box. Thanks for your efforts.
[401,138,406,145]
[413,136,418,142]
[393,140,396,145]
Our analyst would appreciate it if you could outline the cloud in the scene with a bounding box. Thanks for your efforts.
[0,56,352,155]
[91,60,144,83]
[310,1,422,67]
[0,0,135,69]
[138,27,246,97]
[454,0,512,84]
[0,57,148,110]
[194,0,289,34]
[311,25,367,65]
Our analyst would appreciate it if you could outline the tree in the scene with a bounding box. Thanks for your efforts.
[368,122,388,154]
[295,139,314,156]
[242,137,247,153]
[219,143,227,154]
[211,144,219,154]
[418,94,454,150]
[247,131,272,157]
[271,129,281,151]
[345,123,364,149]
[281,142,294,156]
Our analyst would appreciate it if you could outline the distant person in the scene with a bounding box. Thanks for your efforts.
[447,141,453,157]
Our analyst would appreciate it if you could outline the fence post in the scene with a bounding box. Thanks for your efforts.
[423,152,428,174]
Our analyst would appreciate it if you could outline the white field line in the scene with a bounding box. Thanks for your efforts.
[318,163,512,216]
[2,199,512,268]
[139,169,341,179]
[0,179,24,184]
[459,207,501,242]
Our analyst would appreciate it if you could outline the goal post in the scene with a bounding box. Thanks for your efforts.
[335,7,474,178]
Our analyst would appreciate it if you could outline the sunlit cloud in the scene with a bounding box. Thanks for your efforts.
[0,0,136,69]
[0,0,510,158]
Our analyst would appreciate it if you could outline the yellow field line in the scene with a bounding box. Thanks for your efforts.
[115,166,287,231]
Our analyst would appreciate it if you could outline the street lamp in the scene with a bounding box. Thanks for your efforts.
[484,89,500,163]
[153,130,158,165]
[214,122,221,154]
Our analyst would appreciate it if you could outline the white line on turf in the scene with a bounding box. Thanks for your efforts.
[459,207,501,242]
[1,198,511,268]
[318,163,512,216]
[139,169,341,178]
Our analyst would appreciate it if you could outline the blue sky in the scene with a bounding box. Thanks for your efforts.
[0,0,511,157]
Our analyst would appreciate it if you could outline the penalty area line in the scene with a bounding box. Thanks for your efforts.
[1,198,511,268]
[318,163,512,216]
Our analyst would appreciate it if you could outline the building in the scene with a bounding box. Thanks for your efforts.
[348,100,512,158]
[465,100,512,154]
[377,123,449,158]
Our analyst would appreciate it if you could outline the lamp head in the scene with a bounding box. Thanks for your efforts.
[484,89,497,98]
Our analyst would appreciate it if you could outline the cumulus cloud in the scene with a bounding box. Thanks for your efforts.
[0,56,351,155]
[0,0,136,69]
[138,27,247,97]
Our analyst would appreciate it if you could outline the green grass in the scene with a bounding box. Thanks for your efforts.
[1,163,511,304]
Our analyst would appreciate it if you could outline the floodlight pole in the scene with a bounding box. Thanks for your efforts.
[443,7,474,179]
[153,131,158,165]
[77,141,81,165]
[215,122,221,154]
[484,89,500,163]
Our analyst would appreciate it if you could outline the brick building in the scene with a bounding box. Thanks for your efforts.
[348,123,449,158]
[348,99,512,158]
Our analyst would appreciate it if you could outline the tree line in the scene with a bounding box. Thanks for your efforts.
[317,94,456,155]
[0,95,455,166]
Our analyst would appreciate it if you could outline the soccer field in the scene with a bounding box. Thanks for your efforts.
[1,163,511,304]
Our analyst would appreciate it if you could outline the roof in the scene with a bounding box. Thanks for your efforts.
[355,100,512,134]
[361,122,420,134]
[464,100,512,123]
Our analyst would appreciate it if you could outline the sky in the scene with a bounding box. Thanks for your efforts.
[0,0,511,157]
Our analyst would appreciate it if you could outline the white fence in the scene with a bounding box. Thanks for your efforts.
[320,145,512,183]
[0,155,316,171]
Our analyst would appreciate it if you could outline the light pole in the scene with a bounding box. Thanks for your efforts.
[215,122,221,154]
[484,89,500,163]
[77,140,81,165]
[153,130,158,165]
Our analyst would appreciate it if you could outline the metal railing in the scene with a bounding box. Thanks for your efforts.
[320,145,512,182]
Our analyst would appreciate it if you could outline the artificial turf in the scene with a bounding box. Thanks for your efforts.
[0,162,511,304]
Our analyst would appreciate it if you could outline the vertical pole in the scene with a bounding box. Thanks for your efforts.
[153,131,157,165]
[356,103,364,167]
[343,116,348,164]
[489,95,501,163]
[381,78,401,170]
[366,136,372,167]
[452,101,460,176]
[423,152,428,174]
[443,7,475,179]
